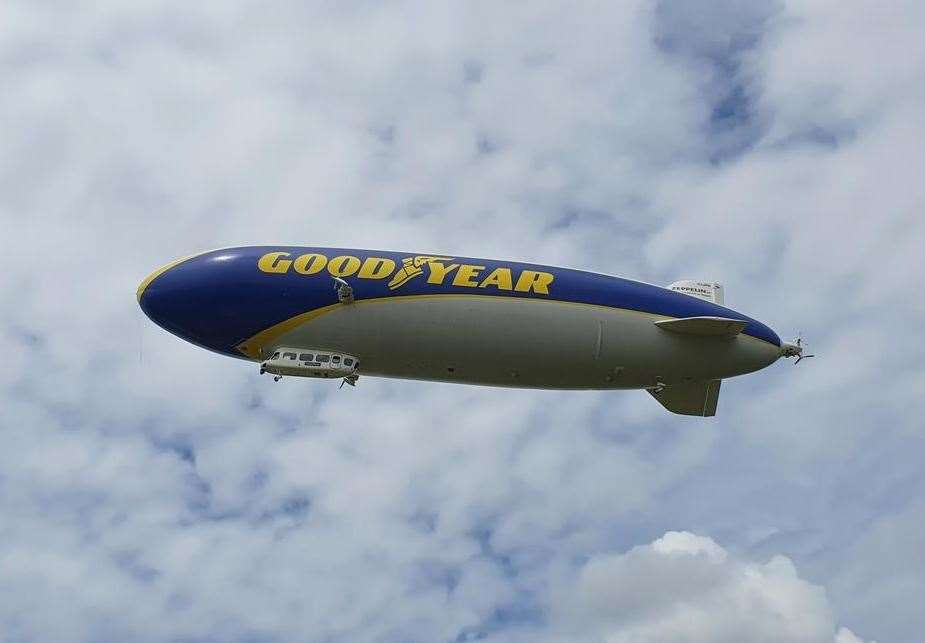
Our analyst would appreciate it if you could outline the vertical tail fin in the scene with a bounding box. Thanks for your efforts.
[668,280,724,305]
[648,380,722,416]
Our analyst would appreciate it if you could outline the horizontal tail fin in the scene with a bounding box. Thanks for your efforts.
[648,379,722,416]
[655,316,746,337]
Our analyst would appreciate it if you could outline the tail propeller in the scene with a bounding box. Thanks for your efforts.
[781,335,815,365]
[793,337,815,365]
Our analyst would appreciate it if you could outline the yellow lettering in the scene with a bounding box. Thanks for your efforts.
[258,252,293,274]
[327,255,361,277]
[478,267,513,290]
[453,264,485,287]
[292,253,327,275]
[514,270,554,294]
[426,262,460,285]
[358,257,396,279]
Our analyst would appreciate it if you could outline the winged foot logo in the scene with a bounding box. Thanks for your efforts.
[387,255,453,289]
[257,251,554,294]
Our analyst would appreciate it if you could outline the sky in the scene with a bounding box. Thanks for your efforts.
[1,1,923,641]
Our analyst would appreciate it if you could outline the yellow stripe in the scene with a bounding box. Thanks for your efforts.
[236,303,344,359]
[136,251,210,303]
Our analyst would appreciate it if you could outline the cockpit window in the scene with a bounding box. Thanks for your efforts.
[271,352,280,360]
[283,352,297,360]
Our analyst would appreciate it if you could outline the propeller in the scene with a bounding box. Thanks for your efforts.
[332,277,354,304]
[780,334,816,364]
[793,336,815,365]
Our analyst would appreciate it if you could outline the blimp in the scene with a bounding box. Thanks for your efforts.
[137,247,810,416]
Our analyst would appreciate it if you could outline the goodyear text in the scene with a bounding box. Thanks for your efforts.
[257,252,554,295]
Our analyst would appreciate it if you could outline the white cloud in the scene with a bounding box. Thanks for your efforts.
[551,532,870,643]
[0,0,922,641]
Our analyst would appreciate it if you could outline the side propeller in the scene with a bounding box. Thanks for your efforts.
[333,277,354,304]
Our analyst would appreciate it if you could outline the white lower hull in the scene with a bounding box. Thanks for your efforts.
[262,296,780,390]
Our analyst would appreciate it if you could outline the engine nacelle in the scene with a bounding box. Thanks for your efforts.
[260,348,360,380]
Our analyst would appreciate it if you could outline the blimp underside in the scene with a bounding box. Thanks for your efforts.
[139,247,797,417]
[255,296,774,389]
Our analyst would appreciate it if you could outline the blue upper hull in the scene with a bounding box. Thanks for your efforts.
[137,246,781,359]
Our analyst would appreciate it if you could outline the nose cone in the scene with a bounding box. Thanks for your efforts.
[136,255,196,307]
[138,252,218,352]
[137,249,263,359]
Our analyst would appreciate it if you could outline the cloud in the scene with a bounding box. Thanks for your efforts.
[0,0,923,641]
[550,532,870,643]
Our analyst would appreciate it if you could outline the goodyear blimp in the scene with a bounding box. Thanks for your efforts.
[137,247,810,416]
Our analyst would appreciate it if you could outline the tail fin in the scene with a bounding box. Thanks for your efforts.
[668,280,724,305]
[648,379,722,416]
